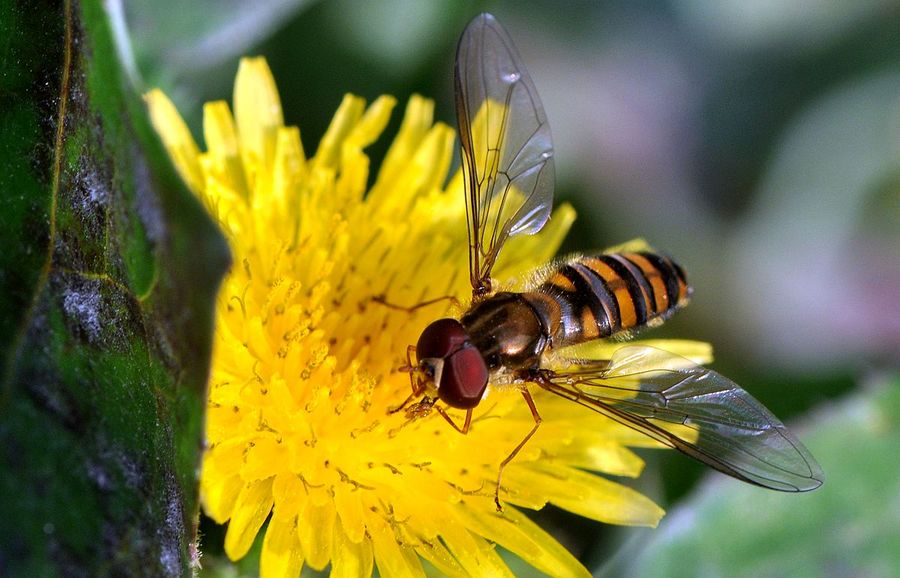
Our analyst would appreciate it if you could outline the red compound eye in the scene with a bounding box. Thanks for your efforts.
[416,318,470,360]
[416,319,488,409]
[439,346,489,409]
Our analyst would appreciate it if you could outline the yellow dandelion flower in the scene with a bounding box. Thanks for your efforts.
[146,58,713,578]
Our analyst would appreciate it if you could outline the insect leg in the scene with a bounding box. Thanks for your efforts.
[371,294,461,313]
[389,345,423,414]
[495,388,542,512]
[434,406,473,435]
[388,391,420,415]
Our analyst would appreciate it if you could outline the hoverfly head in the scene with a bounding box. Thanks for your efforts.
[415,318,489,410]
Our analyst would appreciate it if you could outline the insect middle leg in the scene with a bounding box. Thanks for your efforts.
[435,406,473,434]
[495,388,542,512]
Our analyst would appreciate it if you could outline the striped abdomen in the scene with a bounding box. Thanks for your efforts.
[523,252,691,348]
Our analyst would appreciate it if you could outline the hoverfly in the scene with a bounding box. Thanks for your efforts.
[391,13,823,510]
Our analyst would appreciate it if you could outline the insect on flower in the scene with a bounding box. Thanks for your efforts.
[388,13,823,511]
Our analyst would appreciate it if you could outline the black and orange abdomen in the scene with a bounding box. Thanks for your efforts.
[524,252,691,348]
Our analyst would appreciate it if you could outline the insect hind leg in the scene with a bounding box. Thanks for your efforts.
[495,387,542,512]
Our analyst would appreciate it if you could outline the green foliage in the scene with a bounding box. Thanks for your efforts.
[0,1,229,575]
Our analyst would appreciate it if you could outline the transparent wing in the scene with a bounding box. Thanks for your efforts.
[539,345,824,492]
[455,13,555,296]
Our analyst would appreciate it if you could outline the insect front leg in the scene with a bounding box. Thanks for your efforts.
[495,387,542,512]
[389,345,423,414]
[434,406,473,434]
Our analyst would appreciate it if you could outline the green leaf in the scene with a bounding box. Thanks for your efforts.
[0,1,229,575]
[605,375,900,578]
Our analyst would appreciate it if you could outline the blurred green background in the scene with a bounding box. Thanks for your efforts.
[122,0,900,575]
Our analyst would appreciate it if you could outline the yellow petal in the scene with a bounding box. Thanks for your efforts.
[271,473,307,508]
[374,95,434,190]
[242,437,288,481]
[298,501,335,570]
[144,88,205,194]
[438,519,513,578]
[542,432,646,477]
[271,126,306,211]
[455,504,591,578]
[408,123,457,199]
[260,508,304,578]
[344,95,397,153]
[602,237,656,253]
[200,472,243,524]
[370,517,425,578]
[508,464,664,527]
[201,439,248,522]
[224,477,275,560]
[203,100,249,199]
[336,148,369,206]
[411,537,468,578]
[330,519,374,578]
[234,57,283,174]
[313,94,366,171]
[332,484,367,544]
